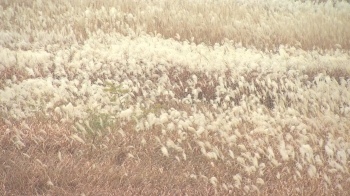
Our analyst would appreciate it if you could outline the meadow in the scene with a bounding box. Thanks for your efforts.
[1,0,350,195]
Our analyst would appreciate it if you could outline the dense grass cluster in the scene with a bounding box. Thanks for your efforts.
[1,0,350,50]
[1,0,350,195]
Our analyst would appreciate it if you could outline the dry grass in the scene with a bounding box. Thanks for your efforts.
[1,114,348,195]
[1,65,350,195]
[1,0,350,50]
[1,0,350,195]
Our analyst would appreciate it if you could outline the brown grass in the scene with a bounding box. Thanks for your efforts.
[2,119,348,195]
[2,61,350,195]
[1,0,350,195]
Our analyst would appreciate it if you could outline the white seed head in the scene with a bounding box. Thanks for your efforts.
[308,164,317,178]
[161,146,169,157]
[256,178,265,185]
[210,177,218,187]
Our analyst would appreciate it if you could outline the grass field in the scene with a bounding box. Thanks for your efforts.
[1,0,350,195]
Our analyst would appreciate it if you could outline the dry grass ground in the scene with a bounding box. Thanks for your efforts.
[0,119,346,196]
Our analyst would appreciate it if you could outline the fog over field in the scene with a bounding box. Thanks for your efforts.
[1,0,350,195]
